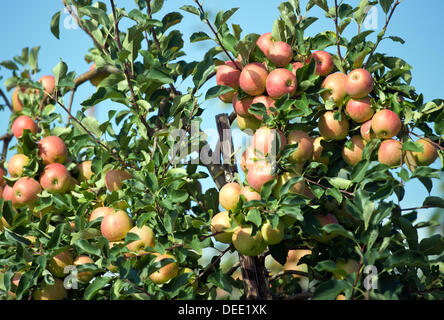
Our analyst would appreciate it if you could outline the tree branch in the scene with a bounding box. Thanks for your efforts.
[269,270,309,281]
[0,88,12,111]
[333,0,344,64]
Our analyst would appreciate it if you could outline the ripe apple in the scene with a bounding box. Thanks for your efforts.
[89,63,109,87]
[266,68,297,99]
[216,61,241,93]
[210,211,233,244]
[312,137,330,166]
[321,72,347,106]
[314,213,339,242]
[335,259,360,280]
[40,163,72,194]
[309,51,333,76]
[252,126,286,156]
[345,96,374,123]
[76,160,93,182]
[232,93,253,116]
[149,253,179,284]
[247,161,276,192]
[236,114,261,133]
[251,95,275,121]
[38,136,68,164]
[411,138,438,166]
[239,186,261,202]
[2,185,15,203]
[8,154,30,178]
[257,32,274,56]
[219,182,241,211]
[12,177,42,207]
[73,255,95,283]
[261,220,285,245]
[378,139,402,167]
[272,171,306,198]
[232,226,266,256]
[371,109,402,139]
[33,278,67,300]
[318,111,349,140]
[126,225,156,253]
[105,169,132,192]
[267,41,293,67]
[11,87,26,112]
[336,294,347,300]
[101,209,133,241]
[287,130,314,163]
[284,249,311,278]
[89,206,114,222]
[239,63,269,96]
[360,119,375,142]
[342,135,366,166]
[345,68,374,98]
[11,115,38,139]
[240,147,264,172]
[291,62,305,75]
[48,250,74,278]
[38,75,56,95]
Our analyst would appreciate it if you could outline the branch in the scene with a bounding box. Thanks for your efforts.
[408,130,444,151]
[269,270,309,281]
[333,0,344,64]
[284,292,312,300]
[0,88,12,111]
[73,65,120,89]
[191,245,232,286]
[0,133,12,167]
[304,177,354,197]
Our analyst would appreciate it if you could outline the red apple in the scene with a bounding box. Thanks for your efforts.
[287,130,314,163]
[412,138,438,166]
[40,163,72,194]
[251,95,275,121]
[378,139,402,167]
[216,61,241,90]
[247,161,276,192]
[267,41,293,67]
[73,255,95,283]
[291,62,305,75]
[239,186,261,202]
[149,253,179,284]
[360,119,375,142]
[105,169,132,192]
[126,225,156,253]
[345,97,374,123]
[345,68,374,98]
[266,68,297,99]
[2,185,15,203]
[12,177,41,207]
[38,136,68,164]
[232,93,253,116]
[240,147,264,172]
[257,32,274,56]
[89,206,114,222]
[38,75,56,95]
[11,87,25,112]
[252,126,286,156]
[219,182,242,211]
[310,51,333,76]
[312,137,330,166]
[321,72,347,106]
[8,154,30,178]
[11,115,38,139]
[239,63,269,96]
[318,111,349,140]
[210,211,233,244]
[100,209,133,241]
[342,135,366,166]
[371,109,401,139]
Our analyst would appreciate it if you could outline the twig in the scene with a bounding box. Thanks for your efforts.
[191,245,232,286]
[0,88,12,111]
[67,89,76,125]
[408,130,443,151]
[284,292,312,300]
[304,177,354,197]
[124,279,152,297]
[400,205,434,212]
[0,134,12,166]
[269,270,309,281]
[333,0,344,64]
[227,262,240,276]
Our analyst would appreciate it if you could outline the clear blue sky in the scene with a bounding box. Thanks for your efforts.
[0,1,442,234]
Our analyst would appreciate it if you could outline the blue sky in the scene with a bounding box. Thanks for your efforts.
[0,1,442,234]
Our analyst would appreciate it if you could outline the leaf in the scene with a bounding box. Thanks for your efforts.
[75,239,101,256]
[190,31,211,43]
[0,60,18,70]
[3,229,32,246]
[351,160,370,183]
[46,223,65,249]
[268,243,288,266]
[379,0,394,14]
[328,177,352,190]
[246,209,262,228]
[180,5,200,16]
[419,235,444,256]
[84,276,114,300]
[29,46,40,71]
[402,141,424,153]
[423,196,444,209]
[260,178,277,200]
[384,250,426,269]
[322,224,356,242]
[50,11,61,39]
[161,12,183,32]
[205,85,233,100]
[387,36,405,44]
[52,60,67,85]
[312,279,352,300]
[398,217,418,250]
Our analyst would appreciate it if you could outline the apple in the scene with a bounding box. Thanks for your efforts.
[149,253,179,284]
[105,169,132,192]
[76,160,93,182]
[101,209,133,241]
[239,186,261,202]
[240,147,264,172]
[239,63,269,96]
[251,95,276,121]
[314,213,339,242]
[40,163,72,194]
[38,136,68,164]
[321,72,347,106]
[272,171,306,198]
[210,211,233,244]
[73,255,95,283]
[247,161,276,192]
[309,51,333,76]
[216,61,241,94]
[336,294,347,300]
[11,115,38,139]
[12,177,41,207]
[252,126,286,156]
[345,96,374,123]
[261,220,285,245]
[287,130,314,163]
[284,249,311,278]
[291,62,305,75]
[257,32,274,56]
[345,68,374,98]
[232,226,266,256]
[360,119,375,142]
[232,93,253,116]
[89,206,114,222]
[371,109,402,139]
[8,154,30,178]
[266,68,297,99]
[219,182,241,211]
[342,135,366,166]
[48,250,74,278]
[318,111,349,140]
[89,63,109,86]
[33,278,67,300]
[335,259,360,280]
[11,87,26,112]
[2,185,15,203]
[312,137,330,166]
[236,114,262,133]
[411,138,438,166]
[267,41,293,67]
[38,75,56,95]
[126,225,156,253]
[378,139,402,167]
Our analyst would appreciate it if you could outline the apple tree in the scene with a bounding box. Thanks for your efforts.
[0,0,443,300]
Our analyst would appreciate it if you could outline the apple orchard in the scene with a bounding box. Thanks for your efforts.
[0,0,443,301]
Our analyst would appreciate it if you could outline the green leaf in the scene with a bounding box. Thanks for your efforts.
[402,141,424,153]
[3,229,32,246]
[29,46,40,71]
[398,217,418,250]
[52,60,67,85]
[84,276,114,300]
[351,160,370,183]
[312,279,352,300]
[423,196,444,209]
[328,177,352,190]
[0,60,19,70]
[46,223,65,249]
[379,0,394,14]
[322,224,356,242]
[261,178,277,200]
[75,239,101,256]
[419,235,444,256]
[180,5,200,16]
[384,250,426,269]
[161,12,183,31]
[246,209,262,228]
[50,11,61,39]
[205,85,233,100]
[190,31,211,43]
